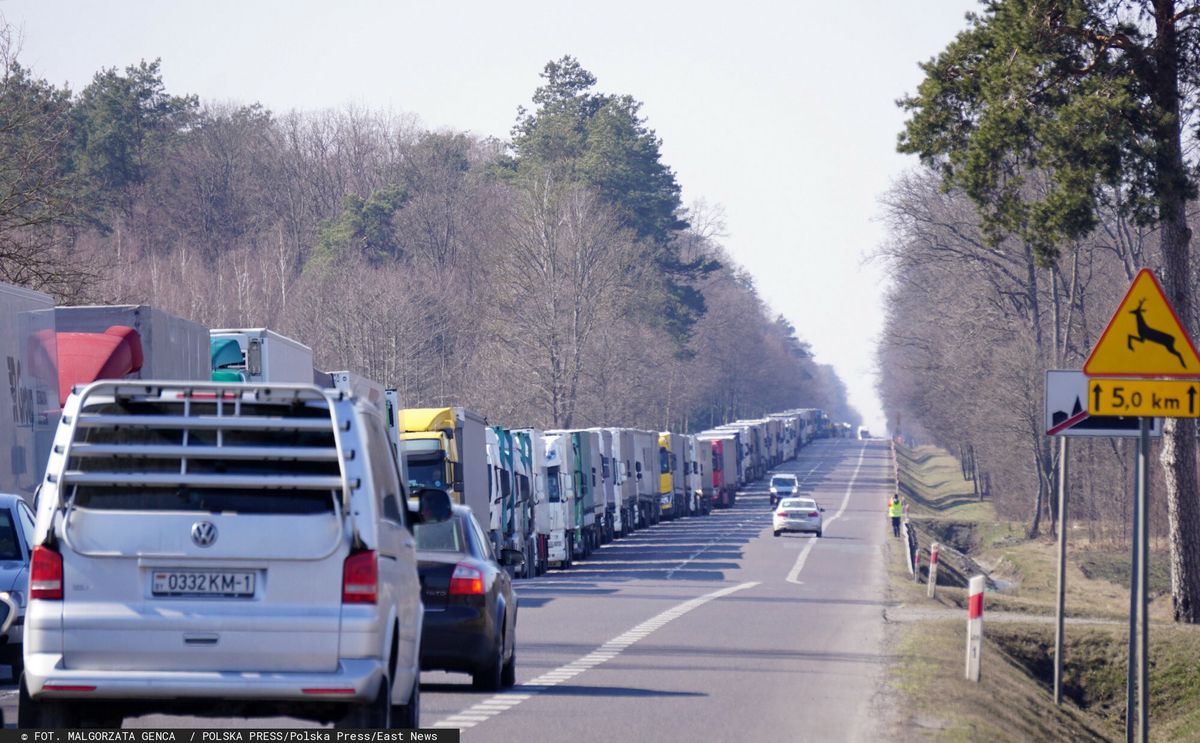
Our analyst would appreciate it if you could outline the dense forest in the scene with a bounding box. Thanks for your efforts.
[0,22,857,433]
[881,1,1200,623]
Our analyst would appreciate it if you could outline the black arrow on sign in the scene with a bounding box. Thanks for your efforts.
[1189,386,1196,415]
[1093,383,1103,412]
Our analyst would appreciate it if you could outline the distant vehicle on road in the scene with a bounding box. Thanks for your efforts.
[858,427,871,439]
[416,505,521,691]
[769,474,800,507]
[773,497,824,538]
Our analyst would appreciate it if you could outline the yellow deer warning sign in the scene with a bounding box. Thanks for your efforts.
[1084,269,1200,377]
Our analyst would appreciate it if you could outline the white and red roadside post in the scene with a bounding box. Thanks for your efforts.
[965,575,984,681]
[927,542,940,598]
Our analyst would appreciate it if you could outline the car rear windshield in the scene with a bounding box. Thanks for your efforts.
[782,499,817,510]
[771,477,796,488]
[415,517,466,553]
[0,511,20,560]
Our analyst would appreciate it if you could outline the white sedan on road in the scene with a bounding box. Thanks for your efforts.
[773,497,824,538]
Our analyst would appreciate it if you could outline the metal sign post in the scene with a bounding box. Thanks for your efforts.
[1124,418,1149,743]
[1137,417,1149,743]
[1054,436,1068,705]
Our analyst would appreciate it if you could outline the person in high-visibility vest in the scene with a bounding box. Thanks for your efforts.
[888,495,904,537]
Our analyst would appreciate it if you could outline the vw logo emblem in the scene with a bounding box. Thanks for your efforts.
[191,521,218,547]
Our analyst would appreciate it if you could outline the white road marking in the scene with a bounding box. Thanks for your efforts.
[428,580,760,730]
[785,445,868,585]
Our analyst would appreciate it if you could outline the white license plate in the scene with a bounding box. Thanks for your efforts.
[152,570,256,597]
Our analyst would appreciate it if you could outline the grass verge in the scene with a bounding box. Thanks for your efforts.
[885,442,1200,741]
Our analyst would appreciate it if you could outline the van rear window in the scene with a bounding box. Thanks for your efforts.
[70,487,337,514]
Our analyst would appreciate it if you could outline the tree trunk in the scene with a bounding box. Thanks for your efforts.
[1153,0,1200,624]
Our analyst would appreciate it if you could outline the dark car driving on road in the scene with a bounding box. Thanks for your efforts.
[416,505,522,691]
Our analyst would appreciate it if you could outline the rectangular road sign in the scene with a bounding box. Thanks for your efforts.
[1045,371,1162,437]
[1087,378,1200,417]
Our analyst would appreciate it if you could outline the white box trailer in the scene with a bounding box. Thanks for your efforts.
[669,433,688,517]
[56,304,210,387]
[547,429,605,557]
[581,430,604,552]
[733,420,768,479]
[209,328,313,384]
[0,285,57,500]
[683,434,701,515]
[607,428,639,536]
[769,412,802,461]
[714,423,759,482]
[694,437,715,514]
[512,428,546,576]
[588,428,617,543]
[630,430,660,527]
[697,431,739,508]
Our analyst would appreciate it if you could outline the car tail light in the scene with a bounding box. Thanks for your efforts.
[30,545,63,600]
[301,688,356,695]
[776,511,787,518]
[449,563,485,595]
[342,550,378,604]
[808,511,820,518]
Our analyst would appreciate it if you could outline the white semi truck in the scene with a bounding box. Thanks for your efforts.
[541,432,577,569]
[209,328,313,383]
[607,428,639,537]
[511,428,546,577]
[0,285,57,501]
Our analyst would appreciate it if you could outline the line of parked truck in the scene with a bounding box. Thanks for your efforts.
[0,285,843,581]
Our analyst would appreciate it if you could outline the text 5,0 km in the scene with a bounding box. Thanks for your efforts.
[1087,378,1200,417]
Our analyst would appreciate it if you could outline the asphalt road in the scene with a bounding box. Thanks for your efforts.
[0,438,896,741]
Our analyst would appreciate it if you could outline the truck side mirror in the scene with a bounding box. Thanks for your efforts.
[247,339,262,377]
[452,462,464,492]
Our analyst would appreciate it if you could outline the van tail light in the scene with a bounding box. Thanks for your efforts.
[30,545,64,600]
[449,563,485,596]
[342,550,378,604]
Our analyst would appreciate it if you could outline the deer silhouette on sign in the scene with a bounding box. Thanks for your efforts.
[1128,298,1187,368]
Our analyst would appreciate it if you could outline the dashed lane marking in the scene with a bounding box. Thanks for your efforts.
[785,444,868,585]
[429,580,759,730]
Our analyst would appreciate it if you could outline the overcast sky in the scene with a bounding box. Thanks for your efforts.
[3,0,979,433]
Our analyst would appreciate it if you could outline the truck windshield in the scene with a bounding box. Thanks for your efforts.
[407,452,446,489]
[547,466,561,503]
[659,448,670,474]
